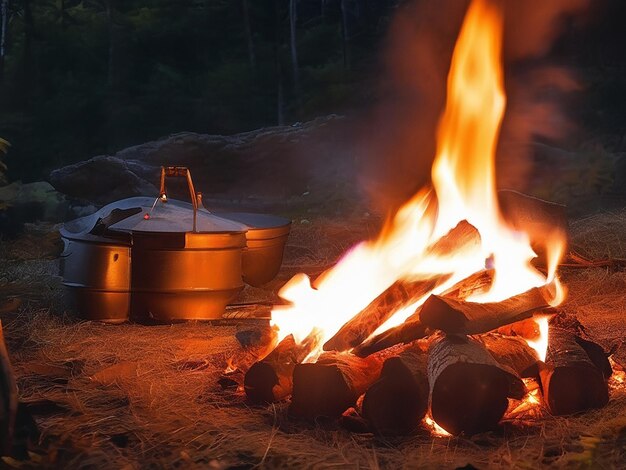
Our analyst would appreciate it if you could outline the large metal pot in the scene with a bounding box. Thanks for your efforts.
[214,212,291,287]
[59,166,291,323]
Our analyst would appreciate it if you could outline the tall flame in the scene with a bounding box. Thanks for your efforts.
[271,0,566,360]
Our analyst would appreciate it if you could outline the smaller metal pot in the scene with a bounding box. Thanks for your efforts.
[214,212,291,287]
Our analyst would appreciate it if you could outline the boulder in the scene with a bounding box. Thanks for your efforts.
[49,156,158,206]
[48,115,360,210]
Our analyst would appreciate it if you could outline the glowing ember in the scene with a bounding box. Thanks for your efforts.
[609,358,626,387]
[271,0,566,362]
[424,414,452,437]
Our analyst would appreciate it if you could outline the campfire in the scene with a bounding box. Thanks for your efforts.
[238,0,615,436]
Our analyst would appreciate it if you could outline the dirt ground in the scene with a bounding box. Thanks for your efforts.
[0,210,626,469]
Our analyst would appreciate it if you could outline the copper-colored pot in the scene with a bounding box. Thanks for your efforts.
[214,212,291,287]
[59,166,291,323]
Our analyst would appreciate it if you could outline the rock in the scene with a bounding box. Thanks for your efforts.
[49,156,158,205]
[49,115,360,210]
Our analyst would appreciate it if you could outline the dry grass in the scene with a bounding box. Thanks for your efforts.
[0,213,626,469]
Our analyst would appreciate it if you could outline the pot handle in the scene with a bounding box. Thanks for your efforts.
[159,166,200,232]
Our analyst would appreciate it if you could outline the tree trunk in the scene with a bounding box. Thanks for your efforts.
[0,0,8,81]
[58,0,66,29]
[274,0,284,125]
[241,0,255,69]
[289,0,299,94]
[106,0,115,90]
[340,0,350,68]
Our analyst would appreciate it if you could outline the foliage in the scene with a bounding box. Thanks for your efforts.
[0,0,398,182]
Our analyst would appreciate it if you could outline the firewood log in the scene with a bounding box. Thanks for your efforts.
[353,320,429,358]
[289,351,384,419]
[428,335,525,436]
[322,220,479,353]
[539,328,609,416]
[244,333,319,404]
[478,334,540,378]
[322,278,441,353]
[352,270,494,357]
[420,284,554,335]
[362,344,429,435]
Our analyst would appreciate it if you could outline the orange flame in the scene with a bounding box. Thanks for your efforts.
[526,315,551,362]
[271,0,566,360]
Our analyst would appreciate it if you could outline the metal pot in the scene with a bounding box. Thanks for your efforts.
[213,212,291,287]
[59,166,291,323]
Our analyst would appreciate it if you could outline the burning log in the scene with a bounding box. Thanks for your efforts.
[352,270,495,357]
[429,335,525,436]
[478,334,540,378]
[322,279,439,353]
[539,328,609,416]
[420,284,554,335]
[353,320,429,358]
[289,351,384,419]
[244,333,318,404]
[361,344,429,436]
[323,220,479,353]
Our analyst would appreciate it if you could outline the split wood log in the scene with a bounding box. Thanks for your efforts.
[244,333,319,404]
[322,278,441,353]
[217,327,278,389]
[428,335,525,436]
[420,284,554,335]
[289,351,384,419]
[539,328,609,416]
[323,220,480,353]
[362,344,429,435]
[352,270,495,358]
[353,320,429,358]
[440,269,494,301]
[479,334,540,378]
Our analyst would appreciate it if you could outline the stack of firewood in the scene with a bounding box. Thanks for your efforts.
[240,193,614,436]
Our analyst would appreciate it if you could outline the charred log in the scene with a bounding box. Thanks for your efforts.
[420,284,554,335]
[322,279,439,353]
[539,328,609,416]
[479,334,540,378]
[323,220,479,353]
[362,344,428,436]
[289,351,384,419]
[244,333,318,404]
[353,320,429,358]
[352,270,494,357]
[428,335,524,436]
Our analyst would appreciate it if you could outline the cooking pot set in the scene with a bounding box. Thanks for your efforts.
[59,166,290,323]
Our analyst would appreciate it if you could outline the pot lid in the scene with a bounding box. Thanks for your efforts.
[61,197,247,244]
[213,211,291,240]
[108,200,246,235]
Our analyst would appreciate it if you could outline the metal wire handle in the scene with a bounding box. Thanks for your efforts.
[159,166,200,232]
